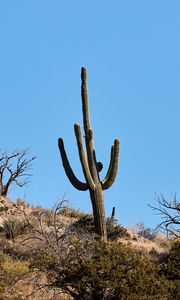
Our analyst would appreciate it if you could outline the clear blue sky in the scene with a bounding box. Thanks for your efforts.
[0,1,180,228]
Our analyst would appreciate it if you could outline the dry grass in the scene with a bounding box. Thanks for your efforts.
[117,230,171,259]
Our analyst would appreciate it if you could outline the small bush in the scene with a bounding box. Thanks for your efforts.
[2,259,29,284]
[3,218,28,242]
[0,206,8,212]
[73,214,95,233]
[59,207,88,218]
[107,218,130,240]
[16,198,30,208]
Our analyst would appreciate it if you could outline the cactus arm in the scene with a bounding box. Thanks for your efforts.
[58,138,88,191]
[81,67,99,182]
[101,139,120,190]
[74,124,95,190]
[102,144,114,184]
[81,67,91,134]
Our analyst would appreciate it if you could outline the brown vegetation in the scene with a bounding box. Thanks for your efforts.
[0,197,179,299]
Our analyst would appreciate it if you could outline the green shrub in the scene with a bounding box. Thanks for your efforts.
[3,218,28,242]
[159,239,180,280]
[106,218,130,240]
[158,239,180,299]
[73,214,95,234]
[0,206,8,212]
[30,240,171,300]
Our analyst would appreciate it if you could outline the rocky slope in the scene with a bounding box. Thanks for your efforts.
[0,197,171,300]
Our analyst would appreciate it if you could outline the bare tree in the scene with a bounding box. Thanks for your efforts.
[0,149,36,197]
[149,194,180,238]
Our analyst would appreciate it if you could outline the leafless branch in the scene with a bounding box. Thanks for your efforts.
[0,148,36,197]
[149,194,180,237]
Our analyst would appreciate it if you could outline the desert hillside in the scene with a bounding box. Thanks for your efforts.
[0,197,179,300]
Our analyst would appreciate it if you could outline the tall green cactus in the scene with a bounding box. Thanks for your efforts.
[58,67,120,241]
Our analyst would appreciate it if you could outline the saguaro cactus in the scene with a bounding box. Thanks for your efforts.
[58,67,120,241]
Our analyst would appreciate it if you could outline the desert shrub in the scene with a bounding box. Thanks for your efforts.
[106,218,130,240]
[0,206,8,212]
[0,251,29,299]
[73,215,130,241]
[16,198,30,208]
[1,259,29,284]
[30,240,171,300]
[158,239,180,299]
[3,217,28,242]
[73,214,95,234]
[159,239,180,280]
[59,206,88,219]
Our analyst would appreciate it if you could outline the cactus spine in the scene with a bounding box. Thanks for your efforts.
[58,67,120,242]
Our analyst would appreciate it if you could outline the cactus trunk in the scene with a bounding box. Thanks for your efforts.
[90,185,107,240]
[58,67,120,242]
